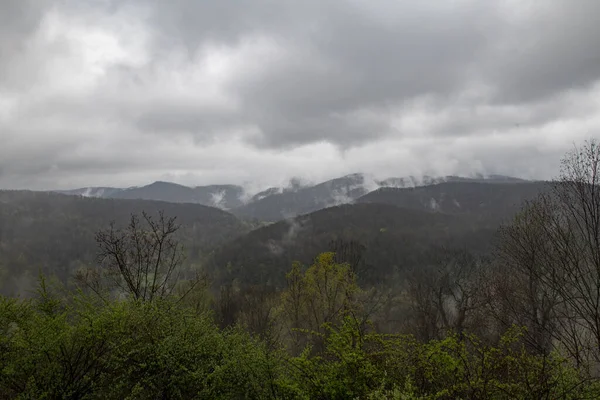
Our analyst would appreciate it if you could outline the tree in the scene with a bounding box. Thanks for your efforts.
[492,200,560,356]
[279,253,361,353]
[543,140,600,368]
[77,211,193,303]
[406,247,490,341]
[329,238,366,276]
[494,139,600,370]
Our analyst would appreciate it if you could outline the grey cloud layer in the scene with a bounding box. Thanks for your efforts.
[1,0,599,190]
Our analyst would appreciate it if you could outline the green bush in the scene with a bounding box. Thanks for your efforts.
[0,281,279,399]
[282,318,600,399]
[2,276,600,399]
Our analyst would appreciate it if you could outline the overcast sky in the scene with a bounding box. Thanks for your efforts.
[1,0,599,191]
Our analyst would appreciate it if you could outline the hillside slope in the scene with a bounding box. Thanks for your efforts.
[0,191,249,295]
[232,175,533,222]
[357,181,546,221]
[231,174,374,221]
[109,182,245,209]
[210,203,497,287]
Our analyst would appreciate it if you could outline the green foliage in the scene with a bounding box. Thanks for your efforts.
[282,318,600,399]
[2,265,600,399]
[0,279,279,399]
[278,253,361,353]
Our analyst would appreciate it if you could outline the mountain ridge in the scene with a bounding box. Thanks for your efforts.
[52,173,531,221]
[0,190,252,296]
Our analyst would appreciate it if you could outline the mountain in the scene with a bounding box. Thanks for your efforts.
[54,174,532,222]
[231,173,376,221]
[0,190,251,296]
[57,187,124,198]
[250,187,284,202]
[210,179,543,287]
[376,174,528,188]
[357,181,546,221]
[109,182,245,209]
[109,181,195,202]
[191,185,245,209]
[5,176,542,295]
[210,203,497,288]
[231,174,532,222]
[60,182,246,210]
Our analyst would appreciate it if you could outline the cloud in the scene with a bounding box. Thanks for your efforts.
[483,1,600,104]
[0,0,599,190]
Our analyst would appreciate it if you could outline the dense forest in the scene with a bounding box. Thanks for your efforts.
[0,193,256,296]
[3,141,600,398]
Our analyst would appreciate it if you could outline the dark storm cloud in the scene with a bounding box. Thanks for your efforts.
[140,0,504,147]
[131,0,600,147]
[0,0,44,55]
[0,0,599,190]
[134,102,243,141]
[484,1,600,104]
[0,0,47,88]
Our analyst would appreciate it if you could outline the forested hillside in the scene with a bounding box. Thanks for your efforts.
[0,191,251,296]
[231,173,371,221]
[110,182,246,209]
[210,203,496,287]
[0,181,545,297]
[358,181,546,221]
[229,174,533,222]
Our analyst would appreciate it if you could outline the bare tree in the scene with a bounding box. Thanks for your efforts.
[329,239,366,276]
[492,200,560,356]
[406,261,442,341]
[216,283,241,328]
[406,247,490,341]
[542,140,600,368]
[493,140,600,371]
[77,211,191,303]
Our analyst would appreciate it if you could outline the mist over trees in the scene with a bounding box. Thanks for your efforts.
[2,141,600,398]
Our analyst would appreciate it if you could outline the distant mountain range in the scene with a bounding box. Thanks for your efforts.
[357,180,545,221]
[58,182,245,210]
[210,179,547,286]
[54,173,534,222]
[3,173,548,295]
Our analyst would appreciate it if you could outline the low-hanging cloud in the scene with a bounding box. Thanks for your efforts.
[1,0,599,190]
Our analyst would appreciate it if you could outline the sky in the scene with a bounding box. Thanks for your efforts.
[1,0,599,191]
